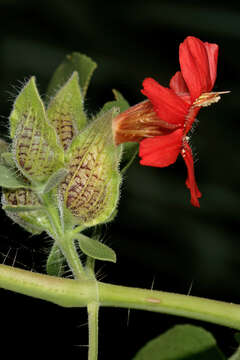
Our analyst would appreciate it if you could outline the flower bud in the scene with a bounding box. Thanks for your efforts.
[2,188,51,235]
[59,108,122,227]
[10,77,64,183]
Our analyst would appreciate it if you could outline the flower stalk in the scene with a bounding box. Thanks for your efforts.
[88,302,99,360]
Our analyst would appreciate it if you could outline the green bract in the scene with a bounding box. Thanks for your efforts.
[10,77,64,184]
[2,188,51,235]
[59,107,121,228]
[47,72,86,151]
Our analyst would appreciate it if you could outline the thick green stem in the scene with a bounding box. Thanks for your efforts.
[1,264,240,330]
[0,264,96,307]
[98,283,240,330]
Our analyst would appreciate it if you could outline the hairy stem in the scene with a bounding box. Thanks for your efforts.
[59,237,86,280]
[41,193,86,280]
[88,302,99,360]
[1,264,240,330]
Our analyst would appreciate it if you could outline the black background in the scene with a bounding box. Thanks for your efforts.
[0,0,240,359]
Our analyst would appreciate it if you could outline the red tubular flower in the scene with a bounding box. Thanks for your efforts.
[113,36,229,207]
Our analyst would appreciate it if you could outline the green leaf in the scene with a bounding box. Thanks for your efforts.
[0,164,28,189]
[112,89,130,111]
[46,242,64,276]
[133,324,225,360]
[0,139,9,157]
[47,52,97,99]
[47,72,87,150]
[120,142,138,174]
[1,152,16,168]
[60,108,122,228]
[40,168,68,194]
[77,233,116,263]
[10,77,64,183]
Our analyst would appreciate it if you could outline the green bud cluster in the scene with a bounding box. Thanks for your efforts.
[0,52,138,269]
[0,53,131,233]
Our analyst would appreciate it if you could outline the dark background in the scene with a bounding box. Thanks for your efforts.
[0,0,240,358]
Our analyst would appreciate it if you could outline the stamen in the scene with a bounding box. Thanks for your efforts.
[193,91,230,108]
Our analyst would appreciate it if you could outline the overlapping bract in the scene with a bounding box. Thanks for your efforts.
[2,58,122,233]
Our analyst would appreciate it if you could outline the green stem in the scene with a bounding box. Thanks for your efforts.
[1,264,240,330]
[41,193,63,238]
[88,302,99,360]
[59,237,86,280]
[98,282,240,330]
[70,225,86,237]
[41,193,86,280]
[42,194,96,358]
[0,264,96,307]
[85,258,99,360]
[85,256,96,279]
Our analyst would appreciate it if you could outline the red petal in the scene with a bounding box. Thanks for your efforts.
[170,71,192,105]
[204,42,219,90]
[142,78,189,126]
[139,128,183,167]
[181,142,202,207]
[170,71,188,94]
[179,36,214,101]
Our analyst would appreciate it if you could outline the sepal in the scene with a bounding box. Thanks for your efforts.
[99,89,130,115]
[47,52,97,100]
[47,72,87,150]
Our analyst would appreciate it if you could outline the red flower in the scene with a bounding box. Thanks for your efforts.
[113,36,229,207]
